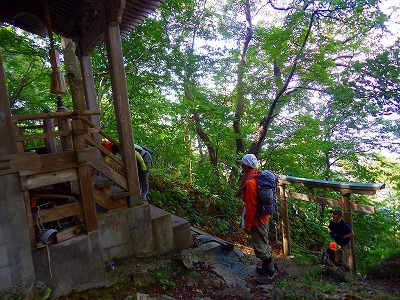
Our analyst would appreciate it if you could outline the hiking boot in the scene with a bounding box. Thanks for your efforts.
[256,273,275,284]
[256,257,274,275]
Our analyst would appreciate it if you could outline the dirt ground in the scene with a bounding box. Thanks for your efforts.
[57,232,400,300]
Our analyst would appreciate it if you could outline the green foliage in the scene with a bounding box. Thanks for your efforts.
[153,269,176,288]
[2,0,399,283]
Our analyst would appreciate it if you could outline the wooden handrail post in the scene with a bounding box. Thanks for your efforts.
[56,96,74,151]
[279,183,291,256]
[43,110,57,153]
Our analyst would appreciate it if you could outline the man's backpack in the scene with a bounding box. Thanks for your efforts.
[134,145,153,170]
[255,170,278,216]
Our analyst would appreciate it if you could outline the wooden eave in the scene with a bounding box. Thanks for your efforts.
[0,0,162,50]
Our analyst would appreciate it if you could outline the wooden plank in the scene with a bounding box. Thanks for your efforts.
[0,152,40,175]
[56,225,83,243]
[278,175,385,195]
[90,159,128,191]
[20,162,80,176]
[25,168,79,190]
[37,202,83,223]
[190,226,234,252]
[39,151,76,168]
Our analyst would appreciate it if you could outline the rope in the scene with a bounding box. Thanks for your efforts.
[46,245,53,279]
[43,0,54,48]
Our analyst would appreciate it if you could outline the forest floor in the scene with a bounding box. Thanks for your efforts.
[58,230,400,300]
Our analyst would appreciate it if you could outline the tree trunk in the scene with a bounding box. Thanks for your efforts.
[61,37,86,112]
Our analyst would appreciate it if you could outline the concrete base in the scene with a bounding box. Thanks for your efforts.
[98,203,193,259]
[32,231,107,298]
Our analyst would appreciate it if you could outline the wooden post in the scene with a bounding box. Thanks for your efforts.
[279,184,291,256]
[104,23,141,206]
[342,193,356,272]
[72,118,98,232]
[78,54,102,145]
[43,110,57,153]
[56,96,74,151]
[23,191,37,248]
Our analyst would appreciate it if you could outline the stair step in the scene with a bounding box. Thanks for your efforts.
[113,191,131,200]
[95,180,114,189]
[171,214,193,250]
[149,205,173,252]
[109,185,130,200]
[150,205,171,219]
[93,174,114,188]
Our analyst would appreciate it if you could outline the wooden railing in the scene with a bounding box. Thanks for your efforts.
[277,175,385,272]
[8,110,132,248]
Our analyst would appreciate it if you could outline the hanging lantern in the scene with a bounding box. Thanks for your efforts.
[44,0,67,95]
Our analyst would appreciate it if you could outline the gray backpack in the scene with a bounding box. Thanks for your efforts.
[135,145,153,170]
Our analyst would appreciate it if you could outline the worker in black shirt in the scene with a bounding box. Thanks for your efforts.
[328,209,354,271]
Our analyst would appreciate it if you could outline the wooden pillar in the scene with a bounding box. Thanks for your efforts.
[279,184,291,256]
[342,193,356,272]
[0,50,36,287]
[104,23,141,206]
[79,54,101,142]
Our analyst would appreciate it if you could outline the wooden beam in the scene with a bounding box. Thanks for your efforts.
[0,152,41,176]
[15,130,72,142]
[286,191,342,207]
[24,168,79,190]
[39,151,77,168]
[84,134,125,166]
[37,201,83,224]
[11,110,101,122]
[285,191,375,214]
[278,175,385,195]
[79,9,106,56]
[90,159,128,191]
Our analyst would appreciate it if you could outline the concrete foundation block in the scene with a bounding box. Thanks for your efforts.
[150,205,173,253]
[127,203,154,257]
[171,215,193,250]
[98,208,131,249]
[32,231,107,297]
